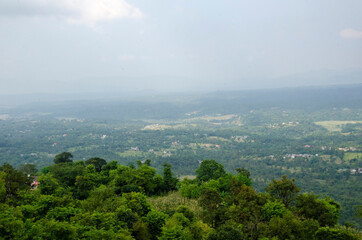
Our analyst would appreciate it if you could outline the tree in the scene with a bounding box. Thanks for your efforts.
[199,188,223,227]
[103,160,118,171]
[262,201,287,221]
[115,164,159,195]
[144,159,151,166]
[159,212,192,240]
[85,157,107,172]
[180,182,201,199]
[206,225,244,240]
[355,205,362,219]
[54,152,73,164]
[38,174,60,195]
[296,193,340,227]
[50,162,84,187]
[236,167,250,178]
[259,211,313,240]
[0,163,31,202]
[121,192,152,217]
[315,227,359,240]
[74,175,94,200]
[143,210,168,239]
[227,185,267,237]
[0,172,6,202]
[31,219,77,240]
[18,164,38,176]
[176,205,195,223]
[265,175,300,208]
[0,203,26,239]
[162,163,178,192]
[196,160,226,182]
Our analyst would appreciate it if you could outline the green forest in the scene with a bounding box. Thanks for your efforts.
[1,154,361,240]
[1,85,361,238]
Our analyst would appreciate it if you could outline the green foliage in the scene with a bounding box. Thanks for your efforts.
[143,210,168,239]
[235,173,252,187]
[38,174,61,195]
[159,212,193,240]
[83,185,119,212]
[206,224,244,240]
[266,175,300,208]
[296,193,341,227]
[132,218,151,240]
[227,185,267,237]
[46,206,81,221]
[176,205,195,222]
[236,168,250,178]
[160,205,212,239]
[180,180,201,199]
[0,163,31,202]
[17,164,38,176]
[315,226,360,240]
[162,163,179,192]
[85,157,107,172]
[50,162,84,187]
[0,204,26,239]
[103,160,118,171]
[0,172,6,202]
[159,224,188,240]
[54,152,73,164]
[30,219,78,240]
[1,88,362,227]
[74,175,94,200]
[115,205,138,229]
[0,160,360,240]
[121,192,152,217]
[199,188,223,227]
[196,160,226,182]
[79,228,134,240]
[262,201,287,221]
[70,211,119,232]
[202,179,221,191]
[259,212,297,239]
[114,164,161,195]
[356,205,362,218]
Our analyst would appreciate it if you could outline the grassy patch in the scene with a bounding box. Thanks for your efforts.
[320,155,331,162]
[315,121,362,132]
[186,114,237,122]
[207,136,231,142]
[142,124,195,130]
[115,150,145,157]
[343,152,362,161]
[68,145,99,152]
[179,175,196,180]
[148,191,202,218]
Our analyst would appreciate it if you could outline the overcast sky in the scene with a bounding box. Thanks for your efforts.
[0,0,362,95]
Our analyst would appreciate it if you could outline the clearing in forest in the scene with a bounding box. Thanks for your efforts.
[315,120,362,132]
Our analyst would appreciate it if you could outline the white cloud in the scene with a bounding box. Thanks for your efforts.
[340,28,362,39]
[0,0,142,26]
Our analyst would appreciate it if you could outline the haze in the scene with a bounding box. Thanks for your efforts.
[1,0,362,95]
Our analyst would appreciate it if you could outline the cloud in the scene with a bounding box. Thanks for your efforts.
[0,0,142,26]
[340,28,362,39]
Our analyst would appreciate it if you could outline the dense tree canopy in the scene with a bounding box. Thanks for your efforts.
[0,157,361,239]
[266,175,300,208]
[196,159,226,182]
[54,152,73,164]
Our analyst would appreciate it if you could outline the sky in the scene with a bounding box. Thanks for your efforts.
[0,0,362,95]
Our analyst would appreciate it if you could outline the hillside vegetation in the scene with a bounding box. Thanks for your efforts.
[1,155,361,239]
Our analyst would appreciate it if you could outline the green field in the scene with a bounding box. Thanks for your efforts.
[315,120,362,132]
[344,152,362,161]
